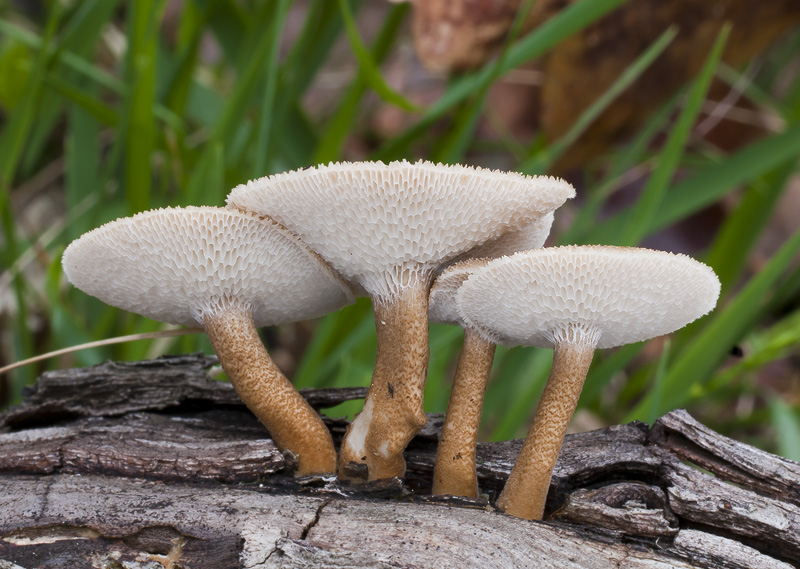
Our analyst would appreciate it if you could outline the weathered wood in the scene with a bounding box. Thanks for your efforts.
[553,482,679,538]
[650,409,800,507]
[0,475,699,569]
[2,356,800,568]
[671,529,794,569]
[664,458,800,563]
[0,354,368,432]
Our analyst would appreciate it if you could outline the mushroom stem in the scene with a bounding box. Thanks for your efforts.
[204,307,338,476]
[340,285,430,480]
[496,327,599,520]
[433,327,495,497]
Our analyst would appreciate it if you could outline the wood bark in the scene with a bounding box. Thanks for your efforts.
[1,354,799,568]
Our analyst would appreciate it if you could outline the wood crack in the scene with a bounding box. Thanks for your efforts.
[300,498,331,541]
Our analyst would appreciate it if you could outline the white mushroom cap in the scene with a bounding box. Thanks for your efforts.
[457,246,721,350]
[62,206,355,327]
[429,259,491,326]
[227,160,574,298]
[460,212,554,261]
[431,213,553,326]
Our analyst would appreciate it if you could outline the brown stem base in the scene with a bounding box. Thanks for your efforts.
[496,331,598,519]
[204,308,337,476]
[433,328,495,498]
[339,285,430,481]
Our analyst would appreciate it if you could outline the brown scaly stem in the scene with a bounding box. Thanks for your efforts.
[339,285,430,481]
[204,307,337,476]
[496,327,599,520]
[433,328,496,498]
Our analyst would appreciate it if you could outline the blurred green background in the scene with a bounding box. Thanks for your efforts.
[1,0,799,458]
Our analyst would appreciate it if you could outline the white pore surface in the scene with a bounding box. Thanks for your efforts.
[429,259,491,326]
[227,160,574,298]
[463,211,553,261]
[62,207,354,327]
[457,246,721,349]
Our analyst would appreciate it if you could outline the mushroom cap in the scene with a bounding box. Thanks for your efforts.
[431,213,554,327]
[62,206,355,327]
[460,211,554,261]
[457,246,721,350]
[227,160,574,297]
[429,259,492,326]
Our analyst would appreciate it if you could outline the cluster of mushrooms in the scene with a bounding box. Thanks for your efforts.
[62,160,720,521]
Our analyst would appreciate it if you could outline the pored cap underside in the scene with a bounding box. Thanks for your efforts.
[227,160,574,297]
[429,258,492,326]
[460,211,554,261]
[457,245,721,349]
[62,207,355,327]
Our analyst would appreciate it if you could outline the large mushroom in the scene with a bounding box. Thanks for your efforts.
[62,206,355,476]
[430,213,554,498]
[456,245,720,519]
[227,160,574,480]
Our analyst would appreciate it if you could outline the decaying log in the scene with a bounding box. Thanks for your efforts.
[1,354,799,568]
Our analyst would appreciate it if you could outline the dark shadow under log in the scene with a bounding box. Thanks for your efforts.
[1,354,798,568]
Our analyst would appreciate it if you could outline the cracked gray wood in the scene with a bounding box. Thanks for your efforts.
[1,355,799,568]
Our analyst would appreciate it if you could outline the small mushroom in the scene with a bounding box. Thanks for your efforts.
[430,213,554,498]
[456,245,720,519]
[227,160,574,480]
[62,206,355,476]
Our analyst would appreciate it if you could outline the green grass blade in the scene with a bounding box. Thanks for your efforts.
[579,342,644,408]
[121,0,165,214]
[521,26,677,174]
[163,0,204,114]
[0,18,184,132]
[0,19,121,91]
[44,74,118,126]
[587,121,800,244]
[0,10,63,188]
[209,4,285,149]
[705,162,794,292]
[280,0,350,98]
[186,141,225,206]
[200,0,249,62]
[628,225,800,420]
[253,0,291,176]
[376,0,630,159]
[19,0,119,177]
[57,0,123,52]
[708,309,800,393]
[645,339,671,425]
[337,0,418,112]
[0,2,65,396]
[66,97,102,240]
[424,325,465,413]
[620,24,729,246]
[293,299,374,389]
[562,94,678,245]
[313,3,407,163]
[432,0,537,163]
[769,398,800,461]
[276,103,319,169]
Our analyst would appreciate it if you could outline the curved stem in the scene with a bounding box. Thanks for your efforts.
[496,331,598,520]
[433,327,495,497]
[339,285,430,481]
[204,308,337,476]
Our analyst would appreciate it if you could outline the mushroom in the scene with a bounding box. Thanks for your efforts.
[227,160,575,480]
[62,206,355,476]
[456,245,720,519]
[430,213,554,498]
